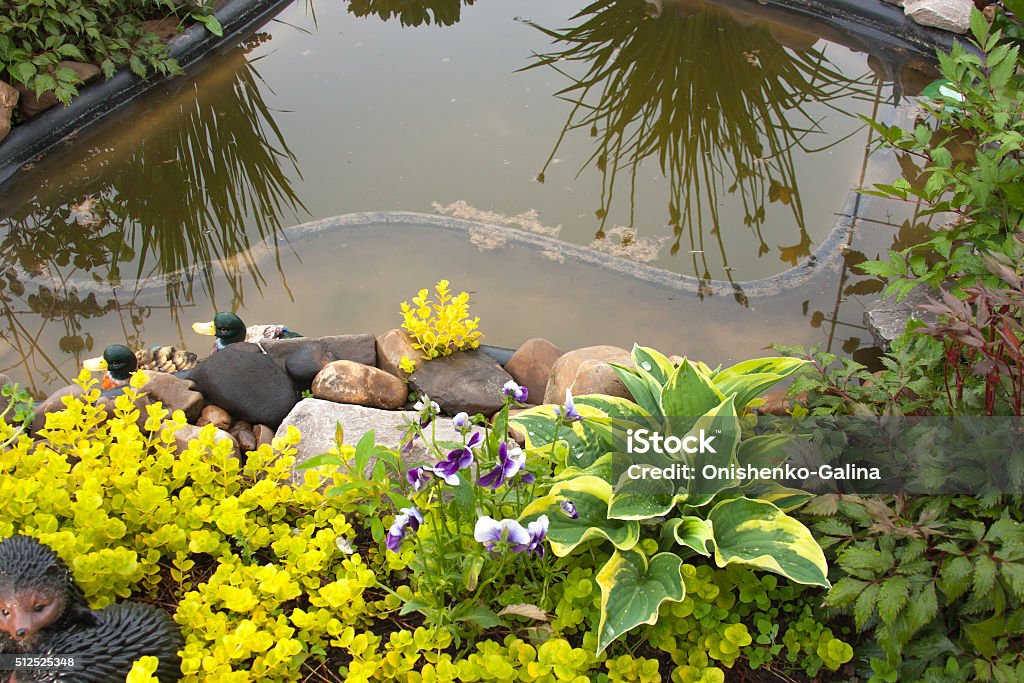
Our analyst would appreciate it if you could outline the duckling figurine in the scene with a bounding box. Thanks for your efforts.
[191,311,301,352]
[82,345,198,391]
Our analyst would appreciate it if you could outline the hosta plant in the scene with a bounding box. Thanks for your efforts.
[511,345,829,654]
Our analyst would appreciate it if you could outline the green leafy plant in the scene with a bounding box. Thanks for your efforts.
[511,345,832,654]
[859,9,1024,298]
[0,382,34,449]
[808,494,1024,682]
[0,0,186,107]
[399,279,482,363]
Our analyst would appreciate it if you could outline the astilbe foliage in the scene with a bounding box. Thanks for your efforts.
[918,248,1024,415]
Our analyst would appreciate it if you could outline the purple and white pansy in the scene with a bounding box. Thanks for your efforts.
[478,441,534,489]
[385,506,424,552]
[474,514,548,557]
[502,380,529,404]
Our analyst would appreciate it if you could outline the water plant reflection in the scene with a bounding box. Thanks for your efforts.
[524,0,875,283]
[347,0,476,27]
[0,42,304,395]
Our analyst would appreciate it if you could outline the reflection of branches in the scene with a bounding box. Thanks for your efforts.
[0,45,304,395]
[347,0,476,27]
[523,0,875,281]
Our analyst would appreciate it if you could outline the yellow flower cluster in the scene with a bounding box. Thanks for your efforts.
[400,280,482,360]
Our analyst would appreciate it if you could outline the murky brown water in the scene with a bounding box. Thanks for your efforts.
[0,0,939,396]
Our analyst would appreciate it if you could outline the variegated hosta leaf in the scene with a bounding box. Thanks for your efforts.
[609,362,662,415]
[510,396,649,468]
[711,357,810,411]
[630,344,676,385]
[660,359,726,425]
[661,516,713,557]
[679,395,741,507]
[595,549,685,654]
[555,451,630,482]
[520,476,639,556]
[707,497,830,587]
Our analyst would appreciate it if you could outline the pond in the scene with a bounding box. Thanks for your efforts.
[0,0,942,396]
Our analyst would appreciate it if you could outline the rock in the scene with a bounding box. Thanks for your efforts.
[276,399,481,486]
[140,370,205,422]
[864,289,939,350]
[544,346,633,405]
[260,334,376,369]
[31,384,88,434]
[169,422,238,457]
[311,361,408,410]
[504,338,563,406]
[16,62,101,118]
[376,328,420,379]
[139,17,180,43]
[408,350,514,416]
[284,342,332,386]
[668,355,684,366]
[254,424,275,448]
[756,388,808,416]
[189,343,297,427]
[903,0,972,33]
[234,428,257,453]
[198,405,232,431]
[0,81,18,144]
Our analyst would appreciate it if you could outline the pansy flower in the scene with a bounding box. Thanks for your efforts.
[502,380,529,404]
[385,506,424,552]
[431,431,481,485]
[560,499,579,520]
[477,442,533,489]
[414,395,440,427]
[553,389,581,422]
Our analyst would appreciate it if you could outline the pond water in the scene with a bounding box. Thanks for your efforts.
[0,0,940,396]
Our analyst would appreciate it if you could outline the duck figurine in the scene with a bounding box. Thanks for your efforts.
[82,345,198,390]
[191,311,301,352]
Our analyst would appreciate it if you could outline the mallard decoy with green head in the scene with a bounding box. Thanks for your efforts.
[191,311,302,352]
[82,344,198,390]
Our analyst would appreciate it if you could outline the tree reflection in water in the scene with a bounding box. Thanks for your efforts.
[523,0,877,284]
[347,0,476,27]
[0,38,305,395]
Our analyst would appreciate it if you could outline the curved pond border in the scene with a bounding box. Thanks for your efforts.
[0,0,294,186]
[10,188,867,302]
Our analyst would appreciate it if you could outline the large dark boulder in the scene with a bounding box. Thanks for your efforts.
[408,349,514,417]
[189,344,297,428]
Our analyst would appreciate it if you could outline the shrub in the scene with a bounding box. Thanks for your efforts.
[0,0,184,106]
[400,279,482,362]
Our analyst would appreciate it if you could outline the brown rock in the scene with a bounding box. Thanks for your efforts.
[0,81,18,143]
[139,17,180,43]
[31,384,88,434]
[376,328,421,379]
[544,346,633,405]
[198,404,232,431]
[668,355,684,366]
[505,338,563,406]
[312,361,408,410]
[254,424,275,448]
[140,370,205,423]
[16,62,101,119]
[234,428,257,453]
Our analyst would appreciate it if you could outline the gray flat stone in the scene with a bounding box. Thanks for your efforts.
[260,334,377,367]
[864,288,938,349]
[277,398,480,487]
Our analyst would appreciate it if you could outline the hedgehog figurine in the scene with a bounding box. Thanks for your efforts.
[0,535,182,683]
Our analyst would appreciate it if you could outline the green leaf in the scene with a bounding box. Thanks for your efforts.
[454,605,504,629]
[661,360,725,423]
[970,7,990,46]
[520,476,640,556]
[630,344,676,385]
[854,582,879,630]
[826,577,869,608]
[662,516,713,556]
[877,576,909,627]
[11,61,36,85]
[609,362,660,415]
[711,357,809,410]
[295,451,346,470]
[707,497,830,587]
[595,549,685,653]
[193,13,224,38]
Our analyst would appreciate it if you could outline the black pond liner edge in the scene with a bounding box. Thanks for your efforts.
[0,0,295,186]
